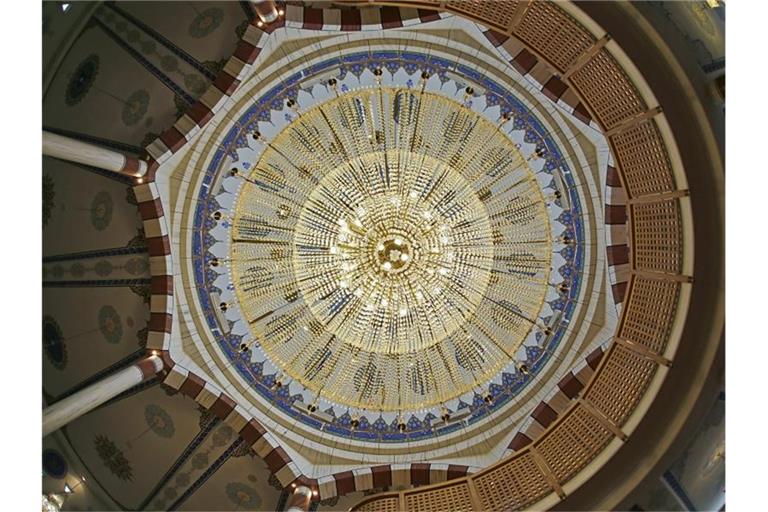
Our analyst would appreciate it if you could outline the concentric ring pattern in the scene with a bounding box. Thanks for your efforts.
[194,48,587,441]
[230,88,552,411]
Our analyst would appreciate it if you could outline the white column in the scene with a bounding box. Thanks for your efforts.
[43,355,162,437]
[43,131,148,177]
[251,0,278,23]
[285,486,312,512]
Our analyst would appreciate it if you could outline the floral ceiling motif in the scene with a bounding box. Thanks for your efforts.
[43,315,67,370]
[65,54,99,107]
[98,305,123,344]
[94,434,133,481]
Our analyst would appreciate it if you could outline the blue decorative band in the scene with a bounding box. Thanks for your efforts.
[167,438,244,511]
[94,17,196,105]
[43,278,151,287]
[139,415,222,510]
[43,245,147,263]
[104,2,217,81]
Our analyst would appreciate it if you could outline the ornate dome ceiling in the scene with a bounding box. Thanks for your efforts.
[39,0,725,510]
[160,9,617,477]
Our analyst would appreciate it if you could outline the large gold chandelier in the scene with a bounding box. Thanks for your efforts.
[230,86,551,412]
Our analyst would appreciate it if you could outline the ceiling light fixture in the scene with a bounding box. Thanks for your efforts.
[229,88,552,413]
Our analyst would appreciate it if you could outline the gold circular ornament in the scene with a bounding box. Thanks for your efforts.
[230,88,552,411]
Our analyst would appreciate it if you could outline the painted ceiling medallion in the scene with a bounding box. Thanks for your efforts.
[229,88,551,411]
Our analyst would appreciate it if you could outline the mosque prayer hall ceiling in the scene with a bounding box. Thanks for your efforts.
[42,1,722,510]
[170,8,615,479]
